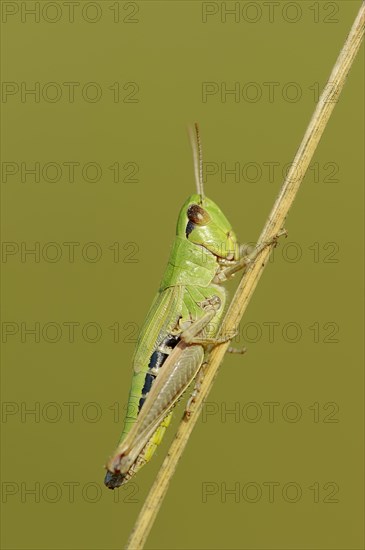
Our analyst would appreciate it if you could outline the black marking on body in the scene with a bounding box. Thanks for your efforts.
[104,470,125,490]
[185,220,195,238]
[148,350,166,371]
[138,333,180,411]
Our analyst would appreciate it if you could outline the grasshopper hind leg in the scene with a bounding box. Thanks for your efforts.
[184,361,208,419]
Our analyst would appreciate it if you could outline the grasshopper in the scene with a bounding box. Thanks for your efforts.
[104,124,280,489]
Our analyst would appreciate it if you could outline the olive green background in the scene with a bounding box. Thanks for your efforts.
[1,1,364,549]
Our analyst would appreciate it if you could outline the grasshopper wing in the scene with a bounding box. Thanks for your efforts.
[107,341,204,475]
[118,285,185,440]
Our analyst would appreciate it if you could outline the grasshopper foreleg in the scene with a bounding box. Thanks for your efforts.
[214,229,287,284]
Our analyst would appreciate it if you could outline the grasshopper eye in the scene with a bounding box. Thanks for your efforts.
[187,204,210,226]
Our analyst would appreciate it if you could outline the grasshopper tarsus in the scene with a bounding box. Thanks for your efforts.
[227,346,247,355]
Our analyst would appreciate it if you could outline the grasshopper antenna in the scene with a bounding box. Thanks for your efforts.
[189,122,205,202]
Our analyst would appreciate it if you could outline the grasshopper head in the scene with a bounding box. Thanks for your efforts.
[176,194,239,260]
[176,123,239,260]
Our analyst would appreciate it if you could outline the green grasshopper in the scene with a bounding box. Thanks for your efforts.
[104,124,278,489]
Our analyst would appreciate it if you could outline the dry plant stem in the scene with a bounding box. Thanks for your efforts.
[126,5,365,549]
